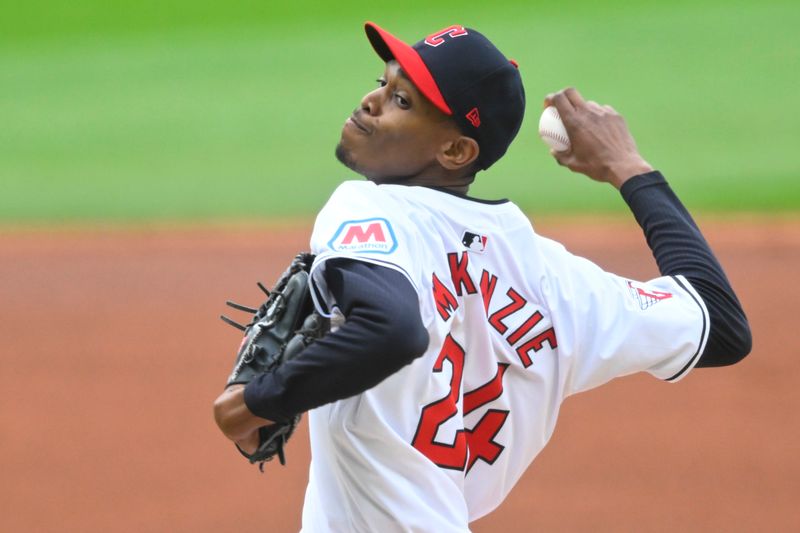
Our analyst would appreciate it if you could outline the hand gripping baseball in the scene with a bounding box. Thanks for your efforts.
[544,87,653,189]
[220,253,330,470]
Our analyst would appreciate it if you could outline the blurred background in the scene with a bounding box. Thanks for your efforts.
[2,0,798,224]
[2,1,799,532]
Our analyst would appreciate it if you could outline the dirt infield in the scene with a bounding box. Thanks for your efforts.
[1,216,798,532]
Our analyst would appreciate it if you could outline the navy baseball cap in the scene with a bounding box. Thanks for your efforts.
[365,22,526,170]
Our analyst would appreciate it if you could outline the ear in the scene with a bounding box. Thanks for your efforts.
[437,136,479,171]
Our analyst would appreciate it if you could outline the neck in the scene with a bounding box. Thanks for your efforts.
[367,169,475,194]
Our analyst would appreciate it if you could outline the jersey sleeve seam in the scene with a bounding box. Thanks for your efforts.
[309,253,418,318]
[664,275,710,382]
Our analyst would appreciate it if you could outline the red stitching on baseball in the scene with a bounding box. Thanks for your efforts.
[542,131,569,145]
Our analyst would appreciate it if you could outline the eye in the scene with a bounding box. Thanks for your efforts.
[395,93,410,109]
[376,78,387,87]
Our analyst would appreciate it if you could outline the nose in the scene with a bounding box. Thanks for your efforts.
[360,87,382,117]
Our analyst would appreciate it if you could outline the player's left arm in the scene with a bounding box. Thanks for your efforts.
[214,259,428,448]
[546,87,752,366]
[241,259,429,422]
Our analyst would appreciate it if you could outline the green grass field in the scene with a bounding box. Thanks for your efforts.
[1,0,798,223]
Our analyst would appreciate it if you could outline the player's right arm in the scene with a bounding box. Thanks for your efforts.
[545,87,751,369]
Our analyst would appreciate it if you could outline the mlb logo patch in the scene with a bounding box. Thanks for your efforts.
[328,217,398,254]
[462,231,488,253]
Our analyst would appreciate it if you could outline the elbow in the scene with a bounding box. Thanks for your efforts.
[688,278,754,366]
[386,322,429,364]
[724,305,753,365]
[701,314,752,367]
[404,325,430,360]
[378,313,430,365]
[728,319,753,365]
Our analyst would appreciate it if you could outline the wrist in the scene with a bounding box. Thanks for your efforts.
[606,158,653,189]
[214,386,274,441]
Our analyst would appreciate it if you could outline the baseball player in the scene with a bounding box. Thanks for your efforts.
[214,22,751,531]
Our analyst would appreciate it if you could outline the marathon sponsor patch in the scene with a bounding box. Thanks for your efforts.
[627,280,673,310]
[328,217,397,254]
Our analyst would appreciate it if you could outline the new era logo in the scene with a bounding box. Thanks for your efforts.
[466,107,480,128]
[328,218,398,254]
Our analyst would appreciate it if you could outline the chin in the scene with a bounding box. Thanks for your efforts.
[334,142,356,171]
[335,142,377,180]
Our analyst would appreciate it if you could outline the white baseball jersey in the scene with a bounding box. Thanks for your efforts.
[301,180,709,532]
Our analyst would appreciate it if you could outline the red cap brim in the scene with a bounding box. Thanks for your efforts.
[364,22,452,115]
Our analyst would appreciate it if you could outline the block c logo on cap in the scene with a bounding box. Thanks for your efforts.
[328,217,398,254]
[424,25,468,47]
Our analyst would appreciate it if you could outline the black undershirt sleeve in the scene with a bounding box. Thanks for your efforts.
[620,171,752,367]
[244,259,428,423]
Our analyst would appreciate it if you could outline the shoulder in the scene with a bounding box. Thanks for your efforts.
[311,181,414,256]
[316,181,404,226]
[324,180,387,208]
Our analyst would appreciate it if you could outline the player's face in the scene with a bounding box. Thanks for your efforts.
[336,60,461,184]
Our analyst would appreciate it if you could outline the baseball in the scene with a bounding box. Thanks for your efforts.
[538,106,571,152]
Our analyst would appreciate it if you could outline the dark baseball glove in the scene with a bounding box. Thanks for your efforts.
[220,252,329,470]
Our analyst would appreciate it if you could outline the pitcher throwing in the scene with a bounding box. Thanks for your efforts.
[214,21,751,531]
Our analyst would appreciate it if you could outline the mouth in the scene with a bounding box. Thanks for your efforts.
[346,114,371,134]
